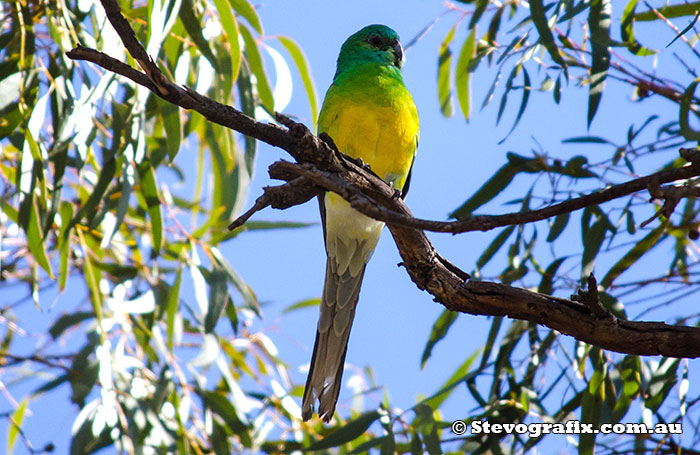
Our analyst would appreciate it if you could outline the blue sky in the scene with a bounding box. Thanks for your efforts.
[3,0,700,453]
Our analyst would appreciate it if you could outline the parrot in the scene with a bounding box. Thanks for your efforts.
[301,24,419,422]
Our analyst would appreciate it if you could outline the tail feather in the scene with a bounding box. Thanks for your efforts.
[302,259,366,422]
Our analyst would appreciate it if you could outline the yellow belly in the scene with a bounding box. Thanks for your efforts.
[320,100,417,190]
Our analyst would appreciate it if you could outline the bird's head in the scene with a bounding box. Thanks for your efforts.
[335,24,404,77]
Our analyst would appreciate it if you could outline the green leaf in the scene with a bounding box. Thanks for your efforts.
[562,135,613,144]
[600,223,665,289]
[449,161,520,218]
[167,266,182,352]
[680,77,700,141]
[7,398,27,455]
[481,69,502,109]
[211,247,260,315]
[547,212,569,242]
[420,309,458,368]
[479,316,502,368]
[437,25,456,117]
[412,404,441,455]
[529,0,566,66]
[178,0,219,71]
[157,96,181,162]
[77,229,103,330]
[587,0,611,126]
[347,436,390,454]
[58,201,74,291]
[581,209,612,280]
[554,72,562,103]
[645,358,680,412]
[424,348,480,412]
[204,268,229,333]
[277,36,318,130]
[611,356,641,422]
[580,350,605,455]
[26,193,53,278]
[635,2,700,21]
[137,160,163,256]
[306,411,381,451]
[475,225,516,271]
[469,0,489,29]
[497,64,520,125]
[280,297,320,315]
[455,27,476,121]
[70,401,113,455]
[211,420,231,455]
[49,312,95,339]
[500,65,531,142]
[228,0,263,34]
[538,257,566,294]
[201,390,252,447]
[621,0,657,55]
[212,0,241,83]
[239,24,274,112]
[70,153,117,229]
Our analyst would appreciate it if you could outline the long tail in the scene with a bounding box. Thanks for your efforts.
[302,258,366,422]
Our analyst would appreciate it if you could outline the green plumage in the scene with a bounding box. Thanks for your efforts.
[302,24,419,422]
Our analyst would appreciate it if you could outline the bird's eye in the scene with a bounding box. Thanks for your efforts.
[367,35,383,47]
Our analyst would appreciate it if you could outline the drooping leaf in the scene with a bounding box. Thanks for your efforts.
[306,411,381,451]
[7,398,27,455]
[212,0,242,83]
[26,193,53,278]
[281,297,320,315]
[449,159,521,218]
[479,316,502,369]
[611,355,641,422]
[580,351,605,455]
[538,257,567,294]
[469,0,489,29]
[77,229,103,327]
[156,96,182,162]
[587,0,612,126]
[424,349,481,412]
[455,27,476,120]
[137,160,163,256]
[167,266,182,352]
[529,0,566,66]
[621,0,657,55]
[679,77,700,141]
[581,210,613,280]
[420,309,458,368]
[547,212,570,242]
[201,390,252,447]
[600,223,665,289]
[644,358,680,412]
[277,36,319,130]
[236,62,258,176]
[499,65,531,142]
[228,0,263,34]
[49,312,95,339]
[239,24,274,112]
[58,201,74,291]
[635,2,700,21]
[437,25,456,117]
[204,268,229,333]
[475,225,516,272]
[178,0,219,71]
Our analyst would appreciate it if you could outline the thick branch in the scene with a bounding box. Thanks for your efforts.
[67,0,700,358]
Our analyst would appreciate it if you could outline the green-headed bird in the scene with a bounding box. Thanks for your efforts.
[302,24,419,422]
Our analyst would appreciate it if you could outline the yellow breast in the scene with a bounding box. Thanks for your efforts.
[318,71,419,191]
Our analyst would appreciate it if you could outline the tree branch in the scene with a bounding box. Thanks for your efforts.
[65,0,700,358]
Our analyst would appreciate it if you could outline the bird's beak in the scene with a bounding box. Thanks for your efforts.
[392,39,404,67]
